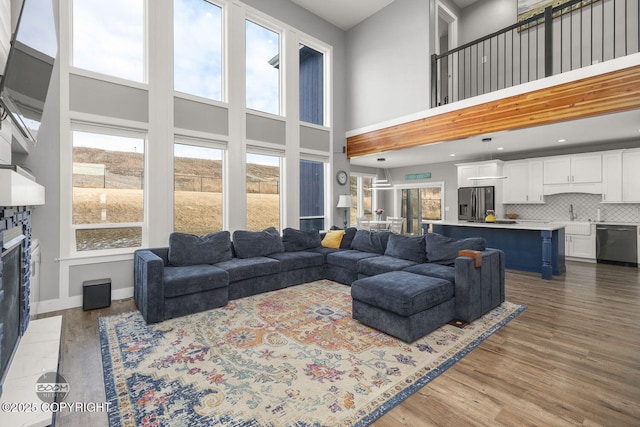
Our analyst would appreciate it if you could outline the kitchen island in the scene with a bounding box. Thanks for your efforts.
[422,220,566,280]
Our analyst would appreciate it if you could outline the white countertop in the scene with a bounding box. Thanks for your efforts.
[422,219,566,231]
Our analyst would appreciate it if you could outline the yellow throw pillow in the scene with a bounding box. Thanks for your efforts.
[321,229,345,249]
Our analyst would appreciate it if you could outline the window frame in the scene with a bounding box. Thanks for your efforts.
[350,173,377,221]
[393,181,446,224]
[70,0,149,84]
[245,149,284,231]
[70,125,148,256]
[298,39,329,127]
[173,138,227,234]
[244,15,284,117]
[173,0,226,103]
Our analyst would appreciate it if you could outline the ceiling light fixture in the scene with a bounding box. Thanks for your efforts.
[558,138,567,143]
[373,158,393,190]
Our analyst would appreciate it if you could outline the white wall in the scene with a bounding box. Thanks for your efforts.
[346,0,430,131]
[459,0,514,45]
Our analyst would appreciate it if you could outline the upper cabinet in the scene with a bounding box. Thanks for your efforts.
[602,151,623,203]
[457,160,504,187]
[503,160,544,204]
[543,153,602,195]
[622,149,640,203]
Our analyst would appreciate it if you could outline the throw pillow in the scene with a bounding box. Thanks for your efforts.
[384,234,426,263]
[350,229,393,254]
[232,227,285,259]
[168,231,232,266]
[322,229,345,248]
[425,232,486,266]
[282,228,322,252]
[331,226,358,249]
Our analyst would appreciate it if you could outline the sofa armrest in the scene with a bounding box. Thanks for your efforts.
[454,248,505,323]
[134,249,167,324]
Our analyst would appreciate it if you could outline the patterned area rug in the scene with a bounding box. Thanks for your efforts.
[100,280,525,426]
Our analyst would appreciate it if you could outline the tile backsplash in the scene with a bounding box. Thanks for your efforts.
[504,193,640,223]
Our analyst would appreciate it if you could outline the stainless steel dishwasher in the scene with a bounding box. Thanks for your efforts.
[596,224,638,267]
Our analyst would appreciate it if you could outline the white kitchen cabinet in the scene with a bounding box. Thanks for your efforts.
[543,153,602,184]
[564,224,596,260]
[543,153,602,195]
[602,151,623,203]
[622,149,640,202]
[457,160,504,187]
[503,160,544,204]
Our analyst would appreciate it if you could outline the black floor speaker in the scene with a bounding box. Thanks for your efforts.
[83,279,111,311]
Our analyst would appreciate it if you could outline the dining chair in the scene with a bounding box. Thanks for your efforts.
[356,217,370,230]
[389,217,404,234]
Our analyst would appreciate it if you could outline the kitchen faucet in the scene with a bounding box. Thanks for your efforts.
[569,204,577,221]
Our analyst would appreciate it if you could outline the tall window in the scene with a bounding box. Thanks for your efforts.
[299,160,325,230]
[246,153,280,231]
[72,130,145,252]
[246,20,280,115]
[350,175,374,225]
[174,0,223,100]
[174,143,224,234]
[72,0,145,82]
[299,44,324,125]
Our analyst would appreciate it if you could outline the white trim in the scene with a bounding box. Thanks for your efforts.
[70,117,149,136]
[35,287,134,315]
[68,67,149,90]
[174,129,230,145]
[173,91,229,109]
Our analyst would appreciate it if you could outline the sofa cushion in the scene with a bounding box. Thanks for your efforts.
[168,231,232,267]
[351,271,453,317]
[322,229,345,248]
[350,230,393,254]
[425,233,486,266]
[384,234,426,263]
[403,263,456,284]
[214,257,281,283]
[308,246,340,262]
[357,255,417,277]
[268,251,324,271]
[330,226,358,249]
[232,227,285,259]
[326,250,380,271]
[163,265,229,298]
[282,228,322,252]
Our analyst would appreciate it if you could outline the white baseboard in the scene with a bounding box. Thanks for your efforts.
[33,287,134,315]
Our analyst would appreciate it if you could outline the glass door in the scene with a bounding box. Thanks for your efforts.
[400,186,443,235]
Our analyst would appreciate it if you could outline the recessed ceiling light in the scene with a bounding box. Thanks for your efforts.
[497,147,504,151]
[558,138,567,143]
[449,153,456,157]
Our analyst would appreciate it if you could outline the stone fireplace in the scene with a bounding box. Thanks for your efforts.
[0,206,32,397]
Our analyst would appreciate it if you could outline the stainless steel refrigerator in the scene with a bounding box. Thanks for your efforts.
[458,186,495,222]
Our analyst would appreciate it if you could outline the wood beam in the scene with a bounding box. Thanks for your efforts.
[347,65,640,158]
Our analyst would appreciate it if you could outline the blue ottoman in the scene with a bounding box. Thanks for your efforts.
[351,271,455,342]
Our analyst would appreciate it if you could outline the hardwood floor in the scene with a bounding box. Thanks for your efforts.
[40,261,640,426]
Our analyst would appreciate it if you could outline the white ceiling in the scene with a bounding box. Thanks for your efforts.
[289,0,396,31]
[349,110,640,168]
[290,0,476,30]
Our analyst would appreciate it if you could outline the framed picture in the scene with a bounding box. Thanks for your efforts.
[517,0,601,30]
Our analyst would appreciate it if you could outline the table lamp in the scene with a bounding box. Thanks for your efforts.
[336,195,352,229]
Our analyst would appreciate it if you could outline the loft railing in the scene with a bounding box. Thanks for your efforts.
[431,0,640,107]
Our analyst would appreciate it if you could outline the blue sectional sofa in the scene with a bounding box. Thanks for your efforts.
[134,227,505,342]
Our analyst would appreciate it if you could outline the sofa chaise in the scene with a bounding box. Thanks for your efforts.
[134,226,505,342]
